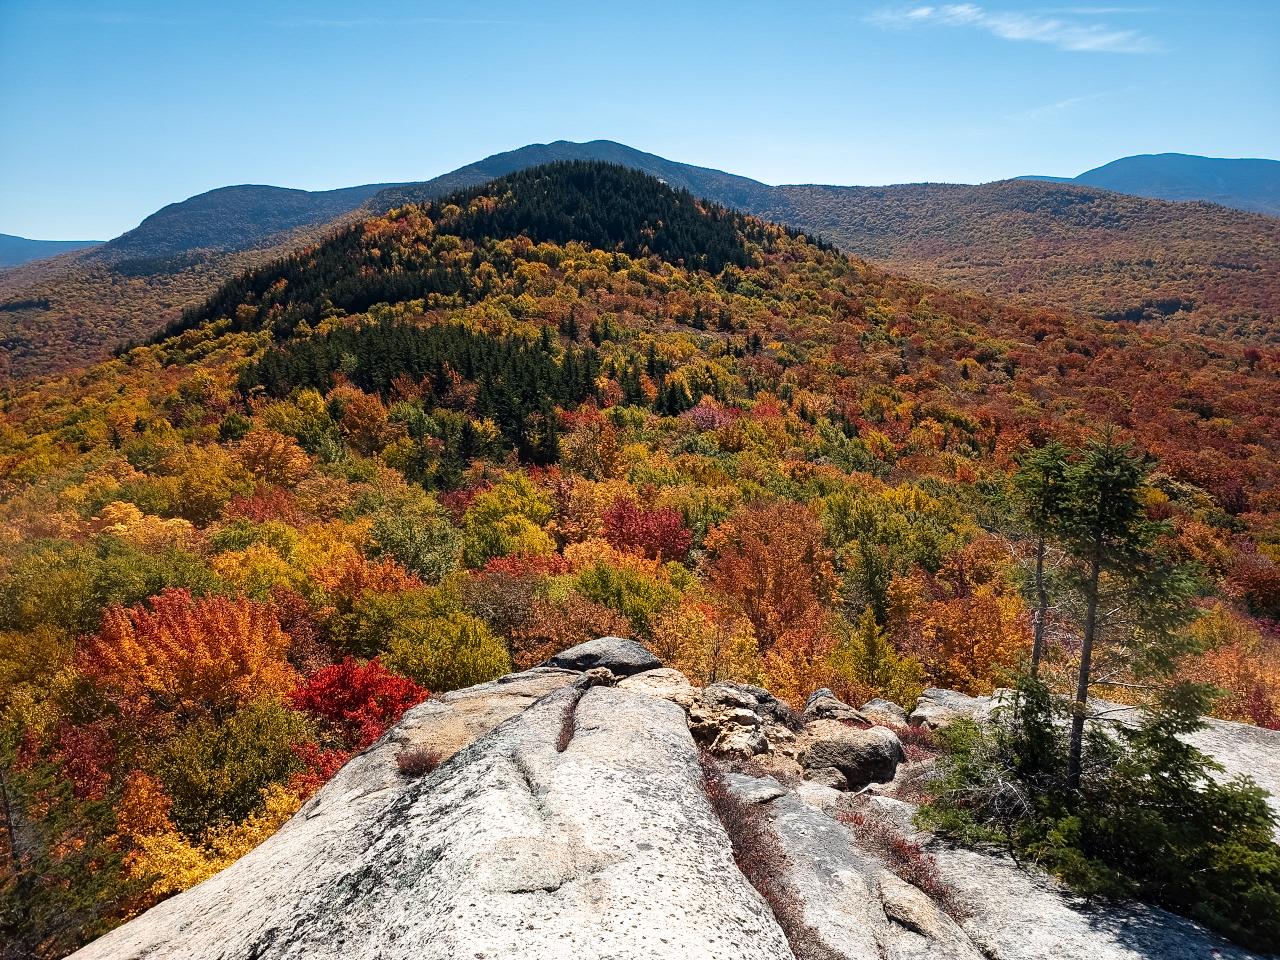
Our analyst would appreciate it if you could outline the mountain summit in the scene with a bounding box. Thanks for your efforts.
[1023,153,1280,218]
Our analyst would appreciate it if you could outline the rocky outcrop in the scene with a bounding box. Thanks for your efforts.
[617,667,699,708]
[728,774,982,960]
[907,688,985,729]
[73,640,1278,960]
[688,682,770,757]
[859,698,909,725]
[544,635,661,676]
[72,681,793,960]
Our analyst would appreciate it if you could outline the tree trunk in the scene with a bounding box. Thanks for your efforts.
[1031,535,1047,676]
[1068,530,1103,791]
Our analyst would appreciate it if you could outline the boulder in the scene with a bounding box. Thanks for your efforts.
[801,721,906,791]
[861,697,910,725]
[803,687,869,723]
[688,683,769,757]
[908,688,987,729]
[617,667,699,709]
[722,682,805,731]
[72,685,794,960]
[544,635,661,677]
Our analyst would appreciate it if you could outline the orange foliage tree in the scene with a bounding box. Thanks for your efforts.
[702,502,836,652]
[78,588,297,723]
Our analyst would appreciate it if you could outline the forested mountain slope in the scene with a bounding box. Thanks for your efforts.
[751,179,1280,343]
[2,162,1279,956]
[4,142,1278,380]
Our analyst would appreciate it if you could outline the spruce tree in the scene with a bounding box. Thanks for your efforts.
[1059,430,1154,790]
[1012,440,1070,676]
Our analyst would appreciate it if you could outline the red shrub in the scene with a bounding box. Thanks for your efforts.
[699,750,836,960]
[481,553,571,577]
[288,741,353,799]
[1228,549,1280,619]
[835,805,965,919]
[1246,684,1280,730]
[602,497,692,563]
[289,657,428,750]
[396,746,443,777]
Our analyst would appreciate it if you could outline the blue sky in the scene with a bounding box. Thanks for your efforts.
[1,0,1277,240]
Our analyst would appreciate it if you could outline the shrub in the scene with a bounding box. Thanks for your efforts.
[395,745,443,777]
[699,750,844,960]
[153,697,315,833]
[833,801,964,919]
[360,588,510,692]
[289,657,427,750]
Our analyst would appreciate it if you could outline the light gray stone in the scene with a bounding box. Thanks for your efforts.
[544,635,661,677]
[803,687,869,723]
[860,697,910,725]
[71,686,793,960]
[908,688,988,729]
[796,780,845,811]
[724,772,788,805]
[933,843,1264,960]
[617,667,699,709]
[728,778,984,960]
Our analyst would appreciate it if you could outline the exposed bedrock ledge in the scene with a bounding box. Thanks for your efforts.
[71,683,792,960]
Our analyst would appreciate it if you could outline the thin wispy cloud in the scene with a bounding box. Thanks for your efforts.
[868,4,1162,53]
[1009,91,1108,120]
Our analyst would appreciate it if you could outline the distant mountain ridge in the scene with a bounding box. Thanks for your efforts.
[2,141,1278,380]
[1020,153,1280,217]
[0,234,101,270]
[100,182,395,260]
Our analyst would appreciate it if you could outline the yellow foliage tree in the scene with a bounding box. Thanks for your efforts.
[649,599,762,686]
[128,784,302,901]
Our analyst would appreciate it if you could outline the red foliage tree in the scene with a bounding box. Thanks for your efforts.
[602,497,693,563]
[289,657,428,750]
[56,721,116,801]
[225,485,302,525]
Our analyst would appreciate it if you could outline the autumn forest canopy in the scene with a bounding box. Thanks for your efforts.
[2,161,1280,956]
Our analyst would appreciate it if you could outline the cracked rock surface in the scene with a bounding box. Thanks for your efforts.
[71,684,792,960]
[727,774,983,960]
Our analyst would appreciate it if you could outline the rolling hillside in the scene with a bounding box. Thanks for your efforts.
[751,179,1280,342]
[2,142,1278,380]
[0,234,101,270]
